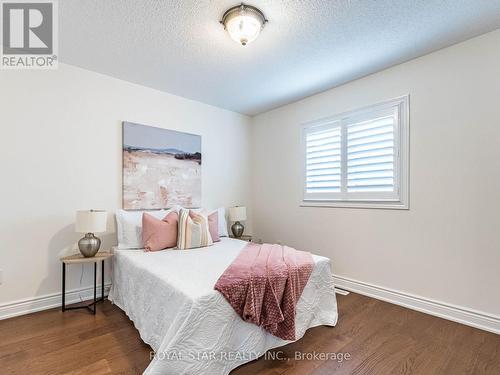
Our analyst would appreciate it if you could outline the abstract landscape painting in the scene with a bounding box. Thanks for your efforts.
[122,122,201,210]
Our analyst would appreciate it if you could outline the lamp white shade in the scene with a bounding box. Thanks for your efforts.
[75,210,107,233]
[229,206,247,222]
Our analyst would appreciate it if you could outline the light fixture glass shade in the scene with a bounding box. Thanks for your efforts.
[221,4,267,46]
[75,210,107,233]
[229,206,247,222]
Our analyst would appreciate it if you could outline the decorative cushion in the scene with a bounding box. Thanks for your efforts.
[142,211,179,251]
[173,206,229,237]
[116,209,168,249]
[177,208,213,249]
[208,211,220,242]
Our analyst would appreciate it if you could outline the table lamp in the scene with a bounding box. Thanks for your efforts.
[229,206,246,238]
[75,210,107,257]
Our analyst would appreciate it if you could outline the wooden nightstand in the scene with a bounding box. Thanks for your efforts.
[230,235,252,242]
[60,251,113,314]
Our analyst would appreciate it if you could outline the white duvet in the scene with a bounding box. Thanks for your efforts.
[109,238,338,375]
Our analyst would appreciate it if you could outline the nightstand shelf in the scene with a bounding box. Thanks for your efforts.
[60,251,113,314]
[229,235,252,242]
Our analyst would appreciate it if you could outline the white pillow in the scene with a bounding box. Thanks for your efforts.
[215,207,229,237]
[172,206,228,237]
[116,209,168,249]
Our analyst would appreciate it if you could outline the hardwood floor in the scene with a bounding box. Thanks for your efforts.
[1,293,499,374]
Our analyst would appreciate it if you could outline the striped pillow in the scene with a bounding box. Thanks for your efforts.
[177,208,213,249]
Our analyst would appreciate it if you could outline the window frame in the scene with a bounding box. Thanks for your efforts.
[301,95,409,210]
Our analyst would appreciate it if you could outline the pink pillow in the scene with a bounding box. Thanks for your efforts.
[142,211,179,251]
[208,211,220,242]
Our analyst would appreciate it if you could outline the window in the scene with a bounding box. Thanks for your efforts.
[302,96,409,209]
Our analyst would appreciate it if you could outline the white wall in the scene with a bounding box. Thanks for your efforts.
[0,63,252,306]
[251,29,500,317]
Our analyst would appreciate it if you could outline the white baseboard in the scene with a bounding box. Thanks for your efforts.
[0,283,111,320]
[333,274,500,335]
[334,287,350,296]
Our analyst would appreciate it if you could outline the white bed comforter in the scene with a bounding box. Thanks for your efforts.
[108,238,338,375]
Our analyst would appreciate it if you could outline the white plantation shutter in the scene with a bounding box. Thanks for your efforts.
[305,125,342,194]
[302,96,409,208]
[347,114,395,193]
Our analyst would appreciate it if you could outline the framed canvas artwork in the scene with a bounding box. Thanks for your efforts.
[122,121,201,210]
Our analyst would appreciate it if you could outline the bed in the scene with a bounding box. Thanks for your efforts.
[109,237,338,375]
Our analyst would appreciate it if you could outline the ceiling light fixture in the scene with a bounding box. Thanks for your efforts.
[220,3,268,46]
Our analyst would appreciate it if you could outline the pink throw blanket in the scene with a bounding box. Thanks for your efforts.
[214,242,314,340]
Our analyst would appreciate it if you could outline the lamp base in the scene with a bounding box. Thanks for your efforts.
[231,221,244,238]
[78,233,101,257]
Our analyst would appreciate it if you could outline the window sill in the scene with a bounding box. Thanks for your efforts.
[301,200,409,210]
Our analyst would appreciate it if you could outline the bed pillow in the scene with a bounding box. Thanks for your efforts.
[142,211,179,251]
[116,209,168,249]
[215,207,229,237]
[177,209,213,250]
[208,211,220,242]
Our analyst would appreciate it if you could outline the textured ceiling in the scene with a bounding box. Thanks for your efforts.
[59,0,500,115]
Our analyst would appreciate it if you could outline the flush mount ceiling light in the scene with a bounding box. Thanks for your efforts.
[220,3,268,46]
